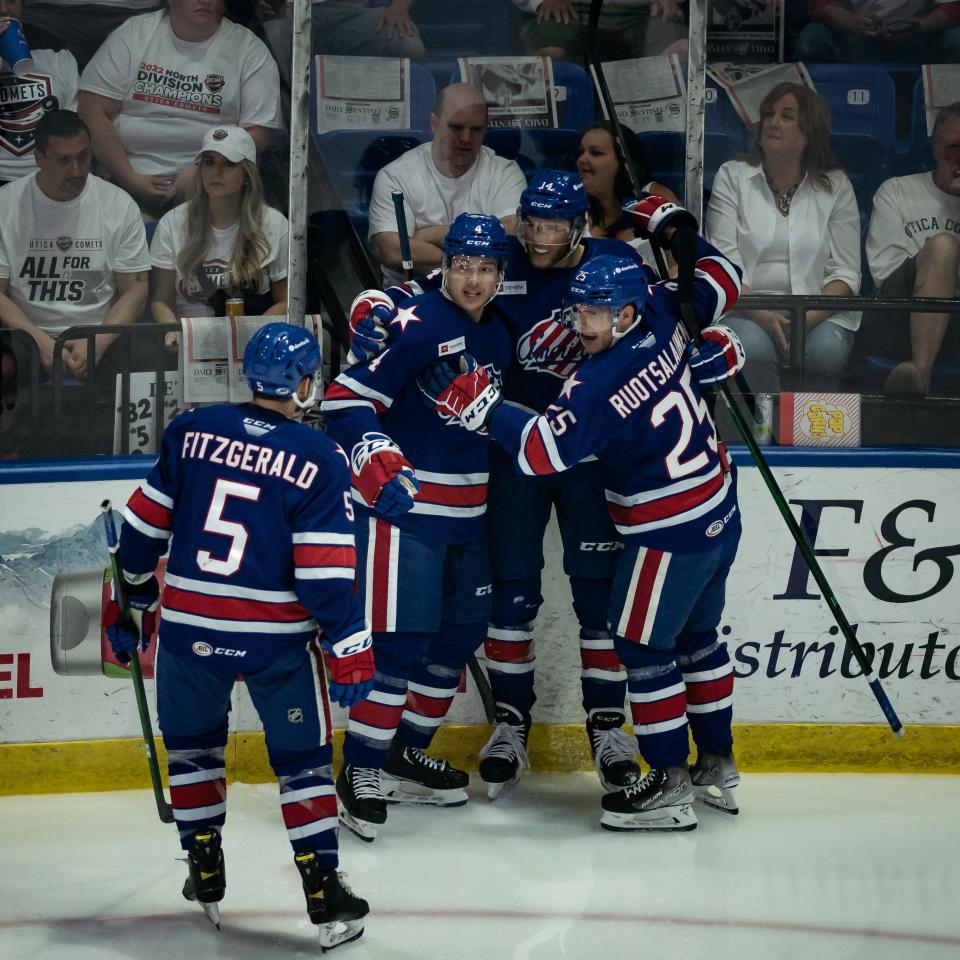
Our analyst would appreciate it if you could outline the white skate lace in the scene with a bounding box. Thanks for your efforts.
[407,747,447,771]
[623,767,664,799]
[351,766,383,800]
[592,726,637,770]
[479,721,530,769]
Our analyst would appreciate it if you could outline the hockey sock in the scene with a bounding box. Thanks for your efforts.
[570,578,626,713]
[485,578,543,716]
[678,639,734,755]
[343,631,429,769]
[399,621,485,748]
[621,653,690,769]
[277,764,339,865]
[167,744,227,850]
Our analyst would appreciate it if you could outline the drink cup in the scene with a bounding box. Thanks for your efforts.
[0,18,32,77]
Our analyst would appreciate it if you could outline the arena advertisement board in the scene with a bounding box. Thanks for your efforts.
[0,456,957,745]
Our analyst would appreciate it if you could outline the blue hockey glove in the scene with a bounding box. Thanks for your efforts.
[423,353,502,432]
[687,324,745,387]
[347,290,392,366]
[324,632,375,708]
[350,432,419,517]
[103,572,160,663]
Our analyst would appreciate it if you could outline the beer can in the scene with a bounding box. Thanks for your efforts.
[753,393,773,446]
[226,297,244,318]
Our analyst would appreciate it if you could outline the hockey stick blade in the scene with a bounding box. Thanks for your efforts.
[100,501,177,822]
[467,654,496,724]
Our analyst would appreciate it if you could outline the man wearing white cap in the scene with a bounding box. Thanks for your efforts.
[150,124,289,339]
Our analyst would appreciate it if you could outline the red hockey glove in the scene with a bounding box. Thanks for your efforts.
[687,324,745,386]
[422,353,502,432]
[622,195,698,248]
[324,632,375,708]
[103,572,160,664]
[350,431,419,517]
[347,289,392,366]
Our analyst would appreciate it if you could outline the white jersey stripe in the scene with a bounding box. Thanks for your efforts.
[164,572,298,602]
[286,816,339,841]
[686,695,734,714]
[335,373,393,407]
[629,681,687,703]
[415,469,489,484]
[605,464,722,506]
[161,608,316,634]
[122,507,172,541]
[141,479,174,509]
[609,473,733,535]
[682,664,733,683]
[632,715,688,736]
[293,532,355,546]
[294,567,355,580]
[410,503,486,518]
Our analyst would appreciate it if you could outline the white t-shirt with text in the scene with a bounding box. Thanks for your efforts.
[150,203,289,317]
[0,173,150,335]
[79,11,282,176]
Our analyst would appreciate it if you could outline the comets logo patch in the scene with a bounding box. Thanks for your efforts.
[56,236,72,251]
[516,310,585,379]
[204,74,225,94]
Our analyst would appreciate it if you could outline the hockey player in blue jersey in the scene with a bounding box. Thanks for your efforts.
[105,323,374,949]
[348,172,655,799]
[321,214,514,841]
[420,197,747,831]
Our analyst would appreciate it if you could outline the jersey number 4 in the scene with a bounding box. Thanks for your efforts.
[197,478,262,576]
[651,367,719,480]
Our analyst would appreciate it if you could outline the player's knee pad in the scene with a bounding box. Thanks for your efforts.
[613,635,678,674]
[426,620,486,670]
[490,578,543,628]
[371,630,431,681]
[570,577,612,632]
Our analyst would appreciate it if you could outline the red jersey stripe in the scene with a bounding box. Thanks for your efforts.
[163,585,310,623]
[630,690,687,725]
[415,480,487,507]
[522,422,557,476]
[294,544,357,568]
[608,472,724,527]
[685,674,734,705]
[281,794,338,829]
[128,487,172,530]
[624,548,665,642]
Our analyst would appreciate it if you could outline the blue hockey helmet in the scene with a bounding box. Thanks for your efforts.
[517,170,587,258]
[564,255,649,342]
[520,170,589,220]
[243,322,322,407]
[442,213,509,260]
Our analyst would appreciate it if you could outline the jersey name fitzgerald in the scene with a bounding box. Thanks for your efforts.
[180,429,319,489]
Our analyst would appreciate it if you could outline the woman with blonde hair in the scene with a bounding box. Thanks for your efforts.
[151,126,288,348]
[705,82,861,394]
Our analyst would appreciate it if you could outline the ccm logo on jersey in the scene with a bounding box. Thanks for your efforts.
[192,642,247,658]
[579,541,624,552]
[706,504,738,538]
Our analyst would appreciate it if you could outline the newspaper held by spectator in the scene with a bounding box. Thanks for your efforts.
[592,54,686,134]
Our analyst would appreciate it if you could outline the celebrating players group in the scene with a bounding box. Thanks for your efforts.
[107,177,747,950]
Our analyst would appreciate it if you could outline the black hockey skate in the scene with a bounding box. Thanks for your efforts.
[295,850,369,953]
[181,827,226,929]
[478,704,531,801]
[600,766,697,832]
[690,749,740,815]
[586,710,641,792]
[381,740,469,806]
[336,764,387,843]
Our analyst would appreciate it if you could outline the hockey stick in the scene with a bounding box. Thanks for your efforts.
[100,500,176,822]
[586,1,903,737]
[392,191,415,277]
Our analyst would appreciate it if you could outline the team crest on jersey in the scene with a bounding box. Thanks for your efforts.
[204,74,226,94]
[0,75,57,157]
[516,309,585,379]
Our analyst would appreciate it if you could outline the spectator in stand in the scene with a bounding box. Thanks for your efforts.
[576,119,678,274]
[512,0,688,62]
[860,102,960,395]
[0,0,79,185]
[21,0,161,71]
[0,110,148,385]
[151,126,288,349]
[705,82,861,394]
[796,0,960,62]
[368,82,526,285]
[258,1,426,88]
[77,0,282,220]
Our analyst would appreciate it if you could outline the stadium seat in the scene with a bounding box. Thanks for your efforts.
[831,132,892,232]
[310,58,437,137]
[805,64,897,148]
[452,58,595,130]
